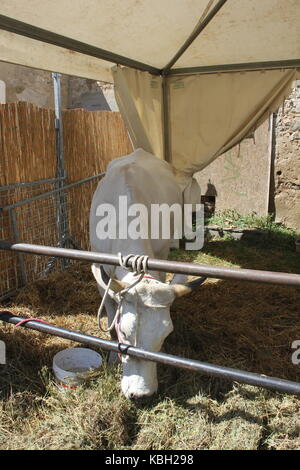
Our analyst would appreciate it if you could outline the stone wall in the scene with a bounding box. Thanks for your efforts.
[67,77,118,111]
[0,61,117,111]
[0,61,69,108]
[270,81,300,230]
[195,81,300,232]
[195,118,271,218]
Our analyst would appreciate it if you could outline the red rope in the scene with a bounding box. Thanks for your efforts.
[15,318,51,327]
[0,311,50,327]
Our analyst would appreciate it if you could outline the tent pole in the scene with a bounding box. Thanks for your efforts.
[162,76,170,163]
[162,0,228,74]
[0,14,160,76]
[167,59,300,76]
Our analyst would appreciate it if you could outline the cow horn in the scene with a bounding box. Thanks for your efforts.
[172,276,207,298]
[99,265,129,292]
[172,284,192,297]
[109,279,130,293]
[185,277,207,289]
[170,274,207,288]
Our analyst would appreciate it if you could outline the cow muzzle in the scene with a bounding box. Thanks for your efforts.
[121,359,158,400]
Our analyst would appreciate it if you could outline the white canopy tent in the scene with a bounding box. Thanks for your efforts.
[0,0,299,188]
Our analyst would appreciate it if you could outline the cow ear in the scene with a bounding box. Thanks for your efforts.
[91,264,106,289]
[171,284,192,298]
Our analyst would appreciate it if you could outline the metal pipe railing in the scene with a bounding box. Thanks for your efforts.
[1,311,300,395]
[0,241,300,287]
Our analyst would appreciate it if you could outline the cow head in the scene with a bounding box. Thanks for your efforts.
[108,277,196,400]
[92,265,206,400]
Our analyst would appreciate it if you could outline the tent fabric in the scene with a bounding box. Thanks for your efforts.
[0,29,113,83]
[0,1,299,185]
[113,66,163,159]
[175,0,300,70]
[0,0,299,80]
[113,66,300,188]
[169,69,300,185]
[0,0,217,79]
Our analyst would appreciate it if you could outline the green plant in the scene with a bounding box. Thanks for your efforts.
[206,211,298,250]
[206,210,273,229]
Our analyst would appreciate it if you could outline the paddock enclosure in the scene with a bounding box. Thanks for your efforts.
[0,0,300,451]
[1,242,300,450]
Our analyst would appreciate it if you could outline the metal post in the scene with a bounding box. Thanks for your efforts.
[9,209,27,286]
[162,76,171,163]
[52,72,68,267]
[1,311,300,396]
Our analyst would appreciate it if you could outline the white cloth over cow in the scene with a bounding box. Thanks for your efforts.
[89,148,192,400]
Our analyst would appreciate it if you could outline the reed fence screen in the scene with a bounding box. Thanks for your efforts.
[0,102,133,299]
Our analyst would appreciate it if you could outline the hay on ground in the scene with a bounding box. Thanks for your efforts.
[0,252,300,450]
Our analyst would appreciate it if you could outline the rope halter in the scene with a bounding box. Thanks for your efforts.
[97,253,150,339]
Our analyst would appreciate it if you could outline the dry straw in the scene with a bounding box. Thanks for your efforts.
[1,261,300,450]
[63,108,132,249]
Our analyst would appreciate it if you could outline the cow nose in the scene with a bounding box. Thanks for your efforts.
[128,393,151,405]
[129,392,141,401]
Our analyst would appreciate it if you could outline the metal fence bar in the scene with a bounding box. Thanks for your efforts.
[1,311,300,396]
[0,173,105,211]
[0,176,65,192]
[0,241,300,287]
[0,173,105,299]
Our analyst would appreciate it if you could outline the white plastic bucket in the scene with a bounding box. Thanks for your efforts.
[52,347,102,389]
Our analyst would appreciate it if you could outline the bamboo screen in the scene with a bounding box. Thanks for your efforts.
[0,102,132,297]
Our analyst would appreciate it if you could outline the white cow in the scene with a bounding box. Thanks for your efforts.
[89,149,195,400]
